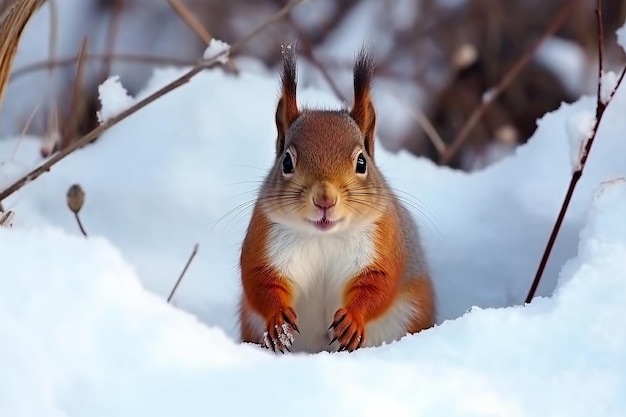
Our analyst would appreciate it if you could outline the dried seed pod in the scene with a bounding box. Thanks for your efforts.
[66,184,85,214]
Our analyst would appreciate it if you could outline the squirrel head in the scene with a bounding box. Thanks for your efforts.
[259,46,391,234]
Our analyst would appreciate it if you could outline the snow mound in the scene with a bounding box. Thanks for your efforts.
[0,173,625,416]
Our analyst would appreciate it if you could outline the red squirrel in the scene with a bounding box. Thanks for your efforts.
[238,46,435,353]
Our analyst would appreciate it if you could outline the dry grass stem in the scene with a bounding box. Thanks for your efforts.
[62,37,88,149]
[98,0,123,82]
[0,0,47,116]
[167,243,199,303]
[0,0,305,204]
[166,0,212,44]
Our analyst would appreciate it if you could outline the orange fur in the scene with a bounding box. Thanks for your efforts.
[338,210,405,335]
[239,207,301,352]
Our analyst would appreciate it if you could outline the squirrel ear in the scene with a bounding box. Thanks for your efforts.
[350,48,376,158]
[275,45,300,155]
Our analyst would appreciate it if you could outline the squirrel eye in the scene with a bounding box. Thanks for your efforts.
[282,152,295,175]
[355,153,367,174]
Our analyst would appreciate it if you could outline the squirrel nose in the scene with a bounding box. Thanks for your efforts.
[313,197,336,209]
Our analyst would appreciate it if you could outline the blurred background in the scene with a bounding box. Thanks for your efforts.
[2,0,625,171]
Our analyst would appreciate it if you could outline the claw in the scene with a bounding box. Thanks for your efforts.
[329,313,346,330]
[338,326,350,341]
[346,331,359,351]
[330,322,351,347]
[282,312,299,333]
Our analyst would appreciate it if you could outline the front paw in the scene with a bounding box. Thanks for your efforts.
[262,306,299,353]
[328,308,365,352]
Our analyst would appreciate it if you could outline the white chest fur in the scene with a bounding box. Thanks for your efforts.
[266,225,376,352]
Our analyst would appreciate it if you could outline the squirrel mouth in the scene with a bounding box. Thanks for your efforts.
[309,216,341,231]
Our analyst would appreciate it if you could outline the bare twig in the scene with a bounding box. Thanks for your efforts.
[0,0,305,203]
[390,89,446,155]
[231,0,304,52]
[438,0,575,165]
[167,243,199,303]
[525,0,626,303]
[10,53,196,81]
[17,99,42,137]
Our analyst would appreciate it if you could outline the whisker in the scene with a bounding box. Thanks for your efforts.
[344,185,440,236]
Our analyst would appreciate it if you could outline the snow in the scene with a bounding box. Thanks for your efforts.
[601,70,619,104]
[202,39,231,64]
[565,110,595,172]
[536,37,590,96]
[1,16,626,417]
[96,75,135,124]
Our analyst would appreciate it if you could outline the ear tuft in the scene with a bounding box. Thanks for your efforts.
[350,47,376,157]
[275,44,300,154]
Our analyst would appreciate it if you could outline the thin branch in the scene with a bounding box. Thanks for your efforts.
[231,0,304,51]
[389,88,446,155]
[10,53,196,81]
[167,243,199,303]
[0,0,305,203]
[438,0,576,165]
[525,0,625,303]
